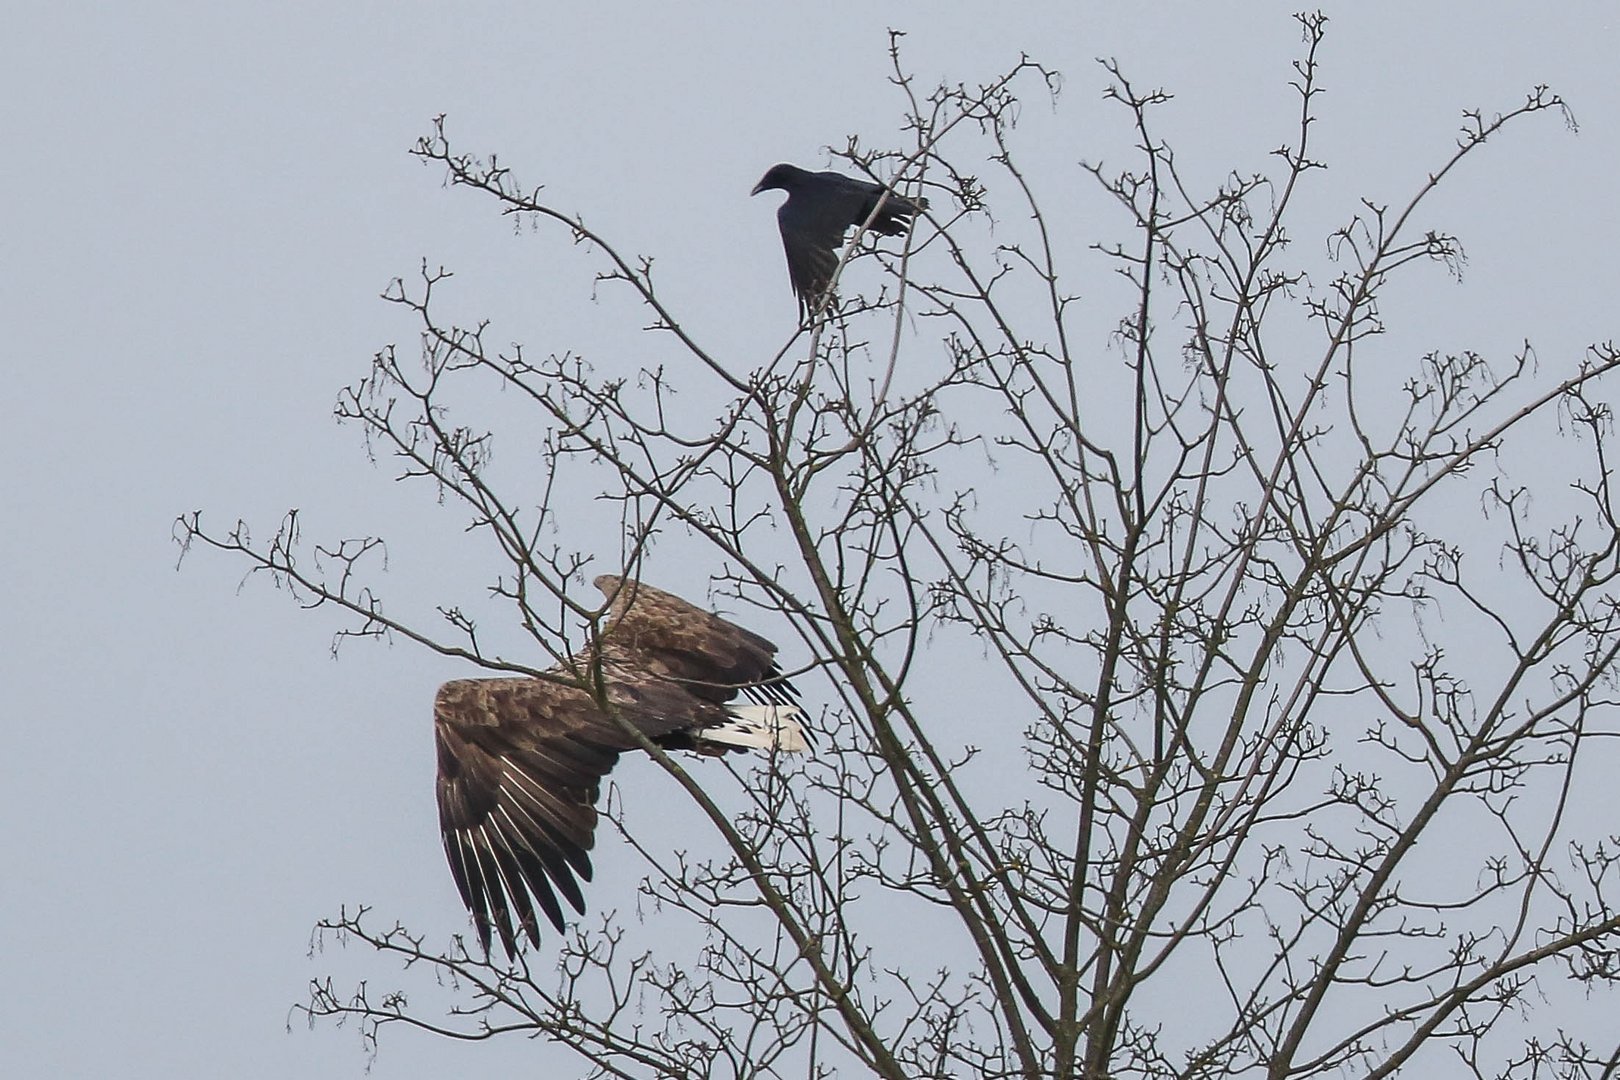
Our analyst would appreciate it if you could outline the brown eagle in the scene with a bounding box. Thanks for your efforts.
[433,574,808,958]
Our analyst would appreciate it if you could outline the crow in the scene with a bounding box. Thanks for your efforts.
[752,164,927,319]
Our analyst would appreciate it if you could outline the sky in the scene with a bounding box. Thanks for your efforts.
[6,3,1620,1077]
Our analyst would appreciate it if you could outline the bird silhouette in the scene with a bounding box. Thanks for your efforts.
[752,163,927,318]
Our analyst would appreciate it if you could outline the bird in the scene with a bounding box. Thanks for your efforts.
[752,163,928,318]
[432,574,809,958]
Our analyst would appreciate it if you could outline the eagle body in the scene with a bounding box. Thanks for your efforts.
[752,163,927,318]
[433,575,807,957]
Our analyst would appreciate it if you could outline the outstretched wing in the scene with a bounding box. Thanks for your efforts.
[820,171,927,238]
[775,175,927,316]
[435,578,801,958]
[775,199,845,316]
[435,677,615,957]
[594,574,799,706]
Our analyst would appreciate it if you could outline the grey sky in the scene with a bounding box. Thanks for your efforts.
[6,3,1619,1076]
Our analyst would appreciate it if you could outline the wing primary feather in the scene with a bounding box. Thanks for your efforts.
[499,754,598,876]
[740,675,800,708]
[443,830,493,953]
[462,829,505,955]
[494,794,590,911]
[476,822,534,956]
[486,812,565,939]
[494,803,581,925]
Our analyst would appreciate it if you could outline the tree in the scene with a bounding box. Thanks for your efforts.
[178,14,1620,1079]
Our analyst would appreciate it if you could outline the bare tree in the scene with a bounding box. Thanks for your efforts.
[178,14,1620,1079]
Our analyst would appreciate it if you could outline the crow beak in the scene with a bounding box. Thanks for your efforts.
[750,181,766,196]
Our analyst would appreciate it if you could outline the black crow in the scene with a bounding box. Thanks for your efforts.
[752,163,927,318]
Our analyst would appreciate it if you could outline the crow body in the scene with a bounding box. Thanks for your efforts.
[752,163,927,318]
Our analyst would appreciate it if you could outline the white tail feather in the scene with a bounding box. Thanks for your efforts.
[701,705,811,753]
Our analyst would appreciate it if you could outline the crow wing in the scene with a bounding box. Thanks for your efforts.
[775,173,926,317]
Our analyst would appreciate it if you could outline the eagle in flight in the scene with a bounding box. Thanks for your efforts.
[752,163,927,319]
[433,575,808,958]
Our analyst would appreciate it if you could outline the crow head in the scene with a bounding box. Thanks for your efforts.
[751,163,805,197]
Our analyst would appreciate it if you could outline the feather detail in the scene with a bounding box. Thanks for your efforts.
[698,704,811,753]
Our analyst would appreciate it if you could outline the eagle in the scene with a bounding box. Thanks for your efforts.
[751,163,928,319]
[433,574,808,958]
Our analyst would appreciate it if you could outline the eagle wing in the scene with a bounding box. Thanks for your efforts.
[435,674,722,957]
[434,676,618,958]
[594,574,798,706]
[436,578,798,958]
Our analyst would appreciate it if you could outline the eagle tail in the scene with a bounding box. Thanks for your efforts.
[702,704,811,753]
